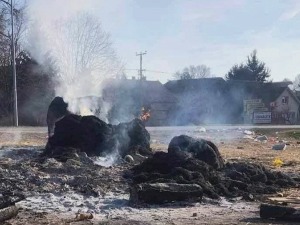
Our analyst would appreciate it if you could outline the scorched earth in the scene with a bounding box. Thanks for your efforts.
[0,126,299,225]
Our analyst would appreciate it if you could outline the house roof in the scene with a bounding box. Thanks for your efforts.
[227,80,299,104]
[164,77,227,93]
[165,78,298,105]
[102,78,178,103]
[284,87,300,105]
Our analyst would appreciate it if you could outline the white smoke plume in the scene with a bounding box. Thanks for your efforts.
[24,0,123,121]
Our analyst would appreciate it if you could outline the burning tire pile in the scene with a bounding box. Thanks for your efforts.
[43,114,152,162]
[42,97,297,206]
[128,135,297,204]
[44,108,297,205]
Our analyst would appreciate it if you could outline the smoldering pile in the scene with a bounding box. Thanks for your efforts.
[42,97,152,162]
[128,135,297,204]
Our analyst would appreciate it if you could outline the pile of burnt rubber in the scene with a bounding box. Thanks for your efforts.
[42,114,152,162]
[128,135,296,204]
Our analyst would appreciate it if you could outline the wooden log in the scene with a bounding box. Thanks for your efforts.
[260,203,300,221]
[268,197,300,205]
[130,183,203,204]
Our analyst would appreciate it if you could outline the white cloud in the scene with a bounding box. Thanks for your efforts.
[279,1,300,21]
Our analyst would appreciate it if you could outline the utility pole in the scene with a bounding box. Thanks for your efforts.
[136,51,147,80]
[0,0,18,126]
[11,0,18,126]
[136,51,147,113]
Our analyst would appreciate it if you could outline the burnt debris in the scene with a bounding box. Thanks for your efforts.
[168,135,224,169]
[47,96,71,137]
[43,112,152,161]
[129,136,297,204]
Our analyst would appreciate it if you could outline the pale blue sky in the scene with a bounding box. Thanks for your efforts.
[27,0,300,83]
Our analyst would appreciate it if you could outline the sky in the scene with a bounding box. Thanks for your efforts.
[27,0,300,84]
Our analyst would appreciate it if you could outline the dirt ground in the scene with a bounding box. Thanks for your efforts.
[0,126,300,225]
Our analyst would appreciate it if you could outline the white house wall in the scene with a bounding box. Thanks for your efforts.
[274,89,299,123]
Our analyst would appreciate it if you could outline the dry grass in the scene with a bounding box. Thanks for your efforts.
[0,132,47,147]
[220,139,300,174]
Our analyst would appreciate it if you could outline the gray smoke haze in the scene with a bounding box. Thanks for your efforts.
[24,0,123,122]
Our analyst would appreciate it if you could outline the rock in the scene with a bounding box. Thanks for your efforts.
[168,135,224,169]
[272,143,286,151]
[130,183,203,204]
[255,135,268,142]
[124,155,134,163]
[243,130,253,135]
[237,146,244,149]
[192,213,197,217]
[199,127,206,133]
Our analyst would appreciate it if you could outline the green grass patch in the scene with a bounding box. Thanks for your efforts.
[285,131,300,139]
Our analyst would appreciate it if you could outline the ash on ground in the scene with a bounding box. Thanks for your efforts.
[0,147,131,214]
[0,129,299,224]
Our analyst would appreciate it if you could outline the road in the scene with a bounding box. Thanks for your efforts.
[0,124,299,145]
[0,124,300,133]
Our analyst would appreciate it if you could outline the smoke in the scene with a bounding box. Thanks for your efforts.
[165,79,256,126]
[68,96,111,121]
[24,0,122,121]
[93,141,121,167]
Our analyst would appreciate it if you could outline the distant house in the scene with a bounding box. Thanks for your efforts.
[70,78,298,126]
[270,87,300,124]
[165,78,299,125]
[102,78,178,126]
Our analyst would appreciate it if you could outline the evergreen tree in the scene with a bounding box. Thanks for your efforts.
[225,50,270,82]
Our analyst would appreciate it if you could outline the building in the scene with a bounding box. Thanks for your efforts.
[102,78,178,126]
[165,78,300,125]
[270,87,300,124]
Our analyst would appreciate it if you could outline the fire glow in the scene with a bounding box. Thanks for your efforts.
[140,107,151,121]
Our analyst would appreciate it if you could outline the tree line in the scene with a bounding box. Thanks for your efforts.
[174,50,271,83]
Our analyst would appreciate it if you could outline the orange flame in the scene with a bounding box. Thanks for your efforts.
[140,107,151,121]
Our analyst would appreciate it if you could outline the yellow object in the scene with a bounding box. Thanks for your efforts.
[273,158,283,167]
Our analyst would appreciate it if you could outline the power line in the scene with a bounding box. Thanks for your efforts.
[145,69,172,75]
[124,69,173,75]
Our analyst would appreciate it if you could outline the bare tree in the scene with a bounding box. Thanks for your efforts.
[291,74,300,91]
[48,12,122,86]
[0,0,27,65]
[0,0,27,124]
[173,64,212,80]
